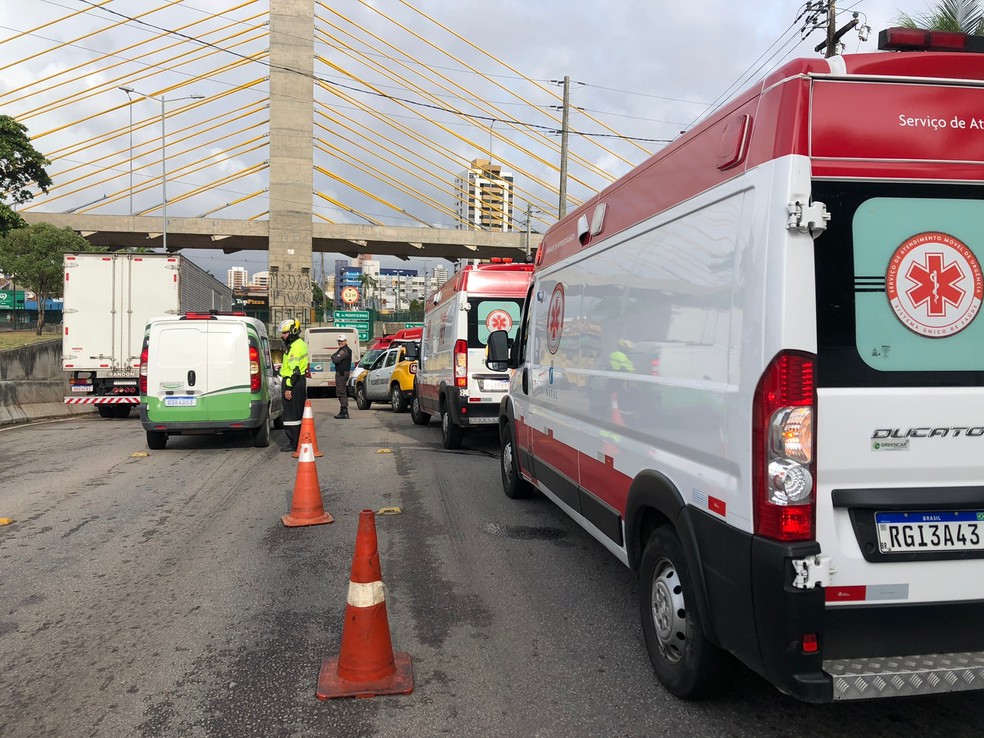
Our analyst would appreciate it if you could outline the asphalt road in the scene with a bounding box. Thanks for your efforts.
[2,401,984,737]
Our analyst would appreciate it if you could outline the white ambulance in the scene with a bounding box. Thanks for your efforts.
[415,259,533,448]
[486,29,984,702]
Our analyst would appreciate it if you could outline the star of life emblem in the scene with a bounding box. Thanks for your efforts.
[485,309,513,333]
[546,282,565,355]
[886,231,983,338]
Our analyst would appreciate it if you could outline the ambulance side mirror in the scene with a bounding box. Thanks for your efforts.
[485,330,510,372]
[404,342,419,361]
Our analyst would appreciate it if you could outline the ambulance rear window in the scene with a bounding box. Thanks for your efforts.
[467,298,524,348]
[815,182,984,387]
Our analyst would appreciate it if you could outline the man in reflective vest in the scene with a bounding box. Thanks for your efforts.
[278,318,309,452]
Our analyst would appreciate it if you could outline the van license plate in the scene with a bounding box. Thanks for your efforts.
[164,396,197,407]
[875,511,984,553]
[482,379,509,391]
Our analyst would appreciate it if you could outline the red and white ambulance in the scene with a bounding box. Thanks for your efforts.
[486,29,984,702]
[415,259,533,448]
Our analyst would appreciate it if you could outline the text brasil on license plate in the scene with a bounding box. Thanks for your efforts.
[876,510,984,553]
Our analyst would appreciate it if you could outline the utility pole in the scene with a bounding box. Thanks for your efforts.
[825,0,836,58]
[524,203,540,263]
[813,1,861,57]
[558,75,570,219]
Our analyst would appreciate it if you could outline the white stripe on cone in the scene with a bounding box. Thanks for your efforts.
[347,580,387,608]
[298,443,315,462]
[303,404,314,419]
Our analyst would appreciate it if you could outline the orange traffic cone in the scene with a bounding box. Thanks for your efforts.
[281,442,334,527]
[316,509,413,700]
[293,400,324,458]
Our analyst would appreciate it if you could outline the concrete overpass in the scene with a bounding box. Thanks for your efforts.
[21,212,543,263]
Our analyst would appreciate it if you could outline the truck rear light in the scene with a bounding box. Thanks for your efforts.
[139,346,149,395]
[249,345,261,392]
[753,351,816,541]
[453,339,468,388]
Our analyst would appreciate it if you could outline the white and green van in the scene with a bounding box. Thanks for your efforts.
[139,312,284,449]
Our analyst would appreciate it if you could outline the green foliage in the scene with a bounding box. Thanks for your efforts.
[895,0,984,34]
[0,222,90,333]
[0,116,52,236]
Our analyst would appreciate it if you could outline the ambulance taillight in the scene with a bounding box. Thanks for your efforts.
[454,339,468,388]
[752,351,816,541]
[249,344,261,392]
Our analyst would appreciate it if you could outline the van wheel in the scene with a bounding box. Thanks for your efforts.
[440,403,464,450]
[355,385,371,410]
[146,430,167,450]
[639,527,728,699]
[500,422,533,499]
[390,385,408,413]
[410,394,430,426]
[252,411,272,447]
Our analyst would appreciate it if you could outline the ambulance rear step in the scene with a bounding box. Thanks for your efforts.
[824,652,984,699]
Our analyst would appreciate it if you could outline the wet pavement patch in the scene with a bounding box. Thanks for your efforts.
[483,523,568,541]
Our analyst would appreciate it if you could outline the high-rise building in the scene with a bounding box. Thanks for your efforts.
[251,271,270,288]
[226,266,248,289]
[454,158,514,231]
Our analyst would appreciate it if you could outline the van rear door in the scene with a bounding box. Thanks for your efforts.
[146,320,250,422]
[812,182,984,645]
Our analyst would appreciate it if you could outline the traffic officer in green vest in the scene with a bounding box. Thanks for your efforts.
[278,318,309,452]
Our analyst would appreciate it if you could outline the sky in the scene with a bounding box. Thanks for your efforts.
[0,0,928,282]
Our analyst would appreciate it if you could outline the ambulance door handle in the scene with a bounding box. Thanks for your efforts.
[522,367,528,394]
[188,370,196,387]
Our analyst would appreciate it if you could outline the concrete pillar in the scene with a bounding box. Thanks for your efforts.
[268,0,314,330]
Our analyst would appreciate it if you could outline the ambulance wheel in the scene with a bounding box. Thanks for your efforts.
[252,411,272,447]
[440,403,463,450]
[410,394,430,426]
[390,385,408,413]
[500,422,533,499]
[355,385,371,410]
[639,527,727,699]
[146,430,167,450]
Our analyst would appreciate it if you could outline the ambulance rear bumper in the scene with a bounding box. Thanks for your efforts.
[690,508,984,701]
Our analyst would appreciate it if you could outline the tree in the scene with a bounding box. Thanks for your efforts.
[0,222,91,334]
[0,116,52,236]
[896,0,984,34]
[357,272,378,310]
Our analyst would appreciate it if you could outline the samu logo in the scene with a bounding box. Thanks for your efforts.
[885,232,983,338]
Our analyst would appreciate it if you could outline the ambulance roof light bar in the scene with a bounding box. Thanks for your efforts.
[878,27,984,53]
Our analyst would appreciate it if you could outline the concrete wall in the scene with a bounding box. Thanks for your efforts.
[0,339,93,426]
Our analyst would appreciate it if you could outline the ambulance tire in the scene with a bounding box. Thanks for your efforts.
[500,422,533,499]
[639,526,728,700]
[355,384,371,410]
[252,411,272,447]
[440,403,464,450]
[146,430,167,450]
[390,385,408,413]
[410,394,430,425]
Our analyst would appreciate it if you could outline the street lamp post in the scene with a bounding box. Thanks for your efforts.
[118,88,133,214]
[118,87,203,251]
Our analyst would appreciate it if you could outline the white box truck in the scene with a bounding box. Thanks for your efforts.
[62,252,232,418]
